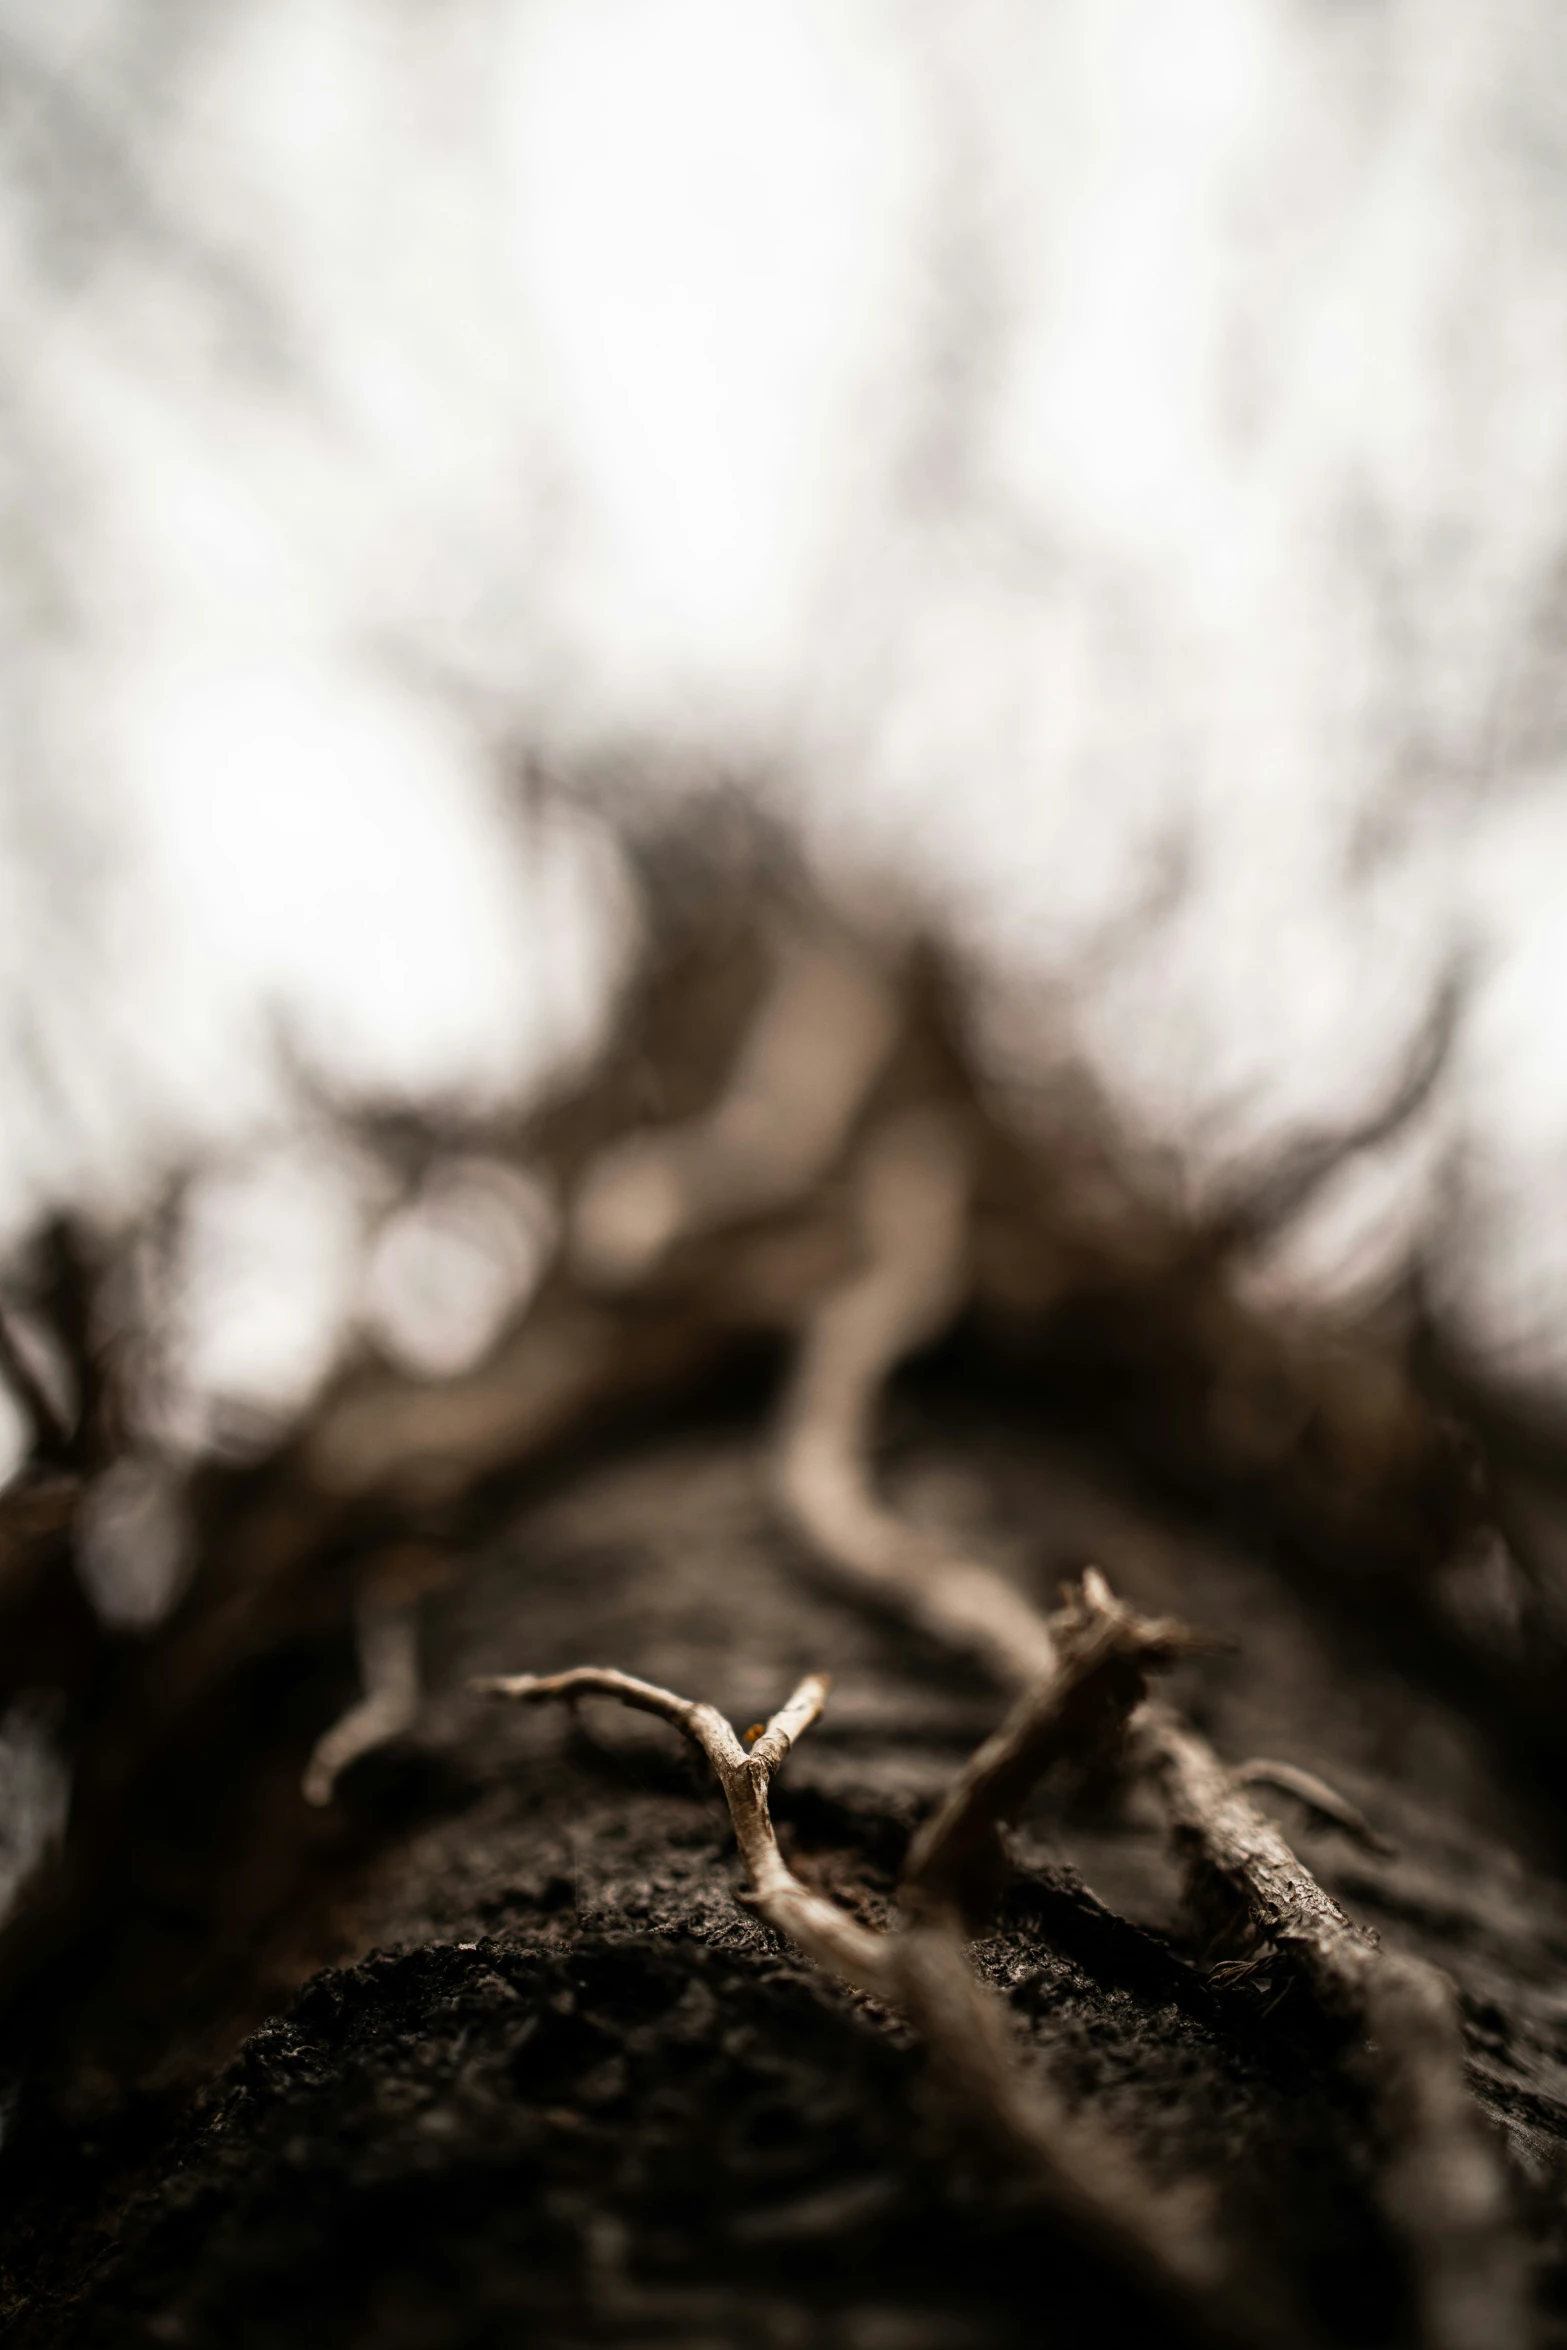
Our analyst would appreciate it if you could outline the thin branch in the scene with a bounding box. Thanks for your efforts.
[571,926,900,1290]
[476,1655,1221,2306]
[473,1665,889,1991]
[773,1106,1057,1687]
[303,1589,422,1807]
[1231,1759,1394,1856]
[1212,965,1464,1253]
[1132,1704,1526,2350]
[0,1296,75,1464]
[883,1913,1218,2301]
[777,1361,1527,2350]
[903,1569,1198,1920]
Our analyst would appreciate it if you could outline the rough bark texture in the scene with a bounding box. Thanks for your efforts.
[1,1353,1565,2350]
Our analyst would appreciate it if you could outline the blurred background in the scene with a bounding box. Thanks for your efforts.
[3,0,1567,1597]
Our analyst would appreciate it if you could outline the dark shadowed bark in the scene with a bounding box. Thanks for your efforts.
[0,1347,1564,2350]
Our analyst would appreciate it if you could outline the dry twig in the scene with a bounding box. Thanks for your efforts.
[1230,1758,1394,1856]
[303,1581,422,1807]
[1134,1705,1525,2350]
[0,1296,75,1467]
[903,1568,1197,1920]
[572,926,900,1290]
[763,1131,1526,2347]
[476,1611,1220,2310]
[774,1106,1057,1686]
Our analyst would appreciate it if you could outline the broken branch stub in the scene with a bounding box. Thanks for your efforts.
[903,1569,1197,1923]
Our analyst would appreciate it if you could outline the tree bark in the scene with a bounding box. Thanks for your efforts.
[1,1357,1564,2350]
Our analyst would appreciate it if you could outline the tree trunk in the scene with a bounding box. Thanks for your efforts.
[1,1346,1564,2350]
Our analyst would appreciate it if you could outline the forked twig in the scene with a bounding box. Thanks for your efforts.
[472,1664,886,1988]
[774,1106,1057,1686]
[476,1616,1220,2310]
